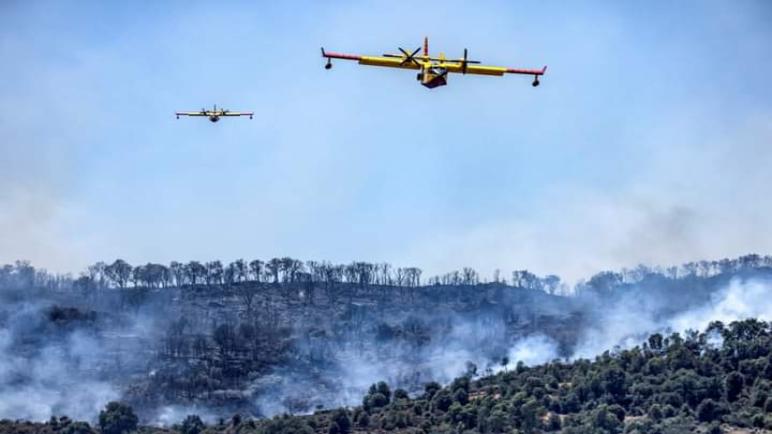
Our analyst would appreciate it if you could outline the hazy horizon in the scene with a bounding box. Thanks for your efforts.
[2,1,771,281]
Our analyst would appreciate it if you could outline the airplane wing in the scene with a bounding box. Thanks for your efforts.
[176,112,206,116]
[221,112,254,117]
[322,47,545,78]
[322,48,422,70]
[443,63,547,77]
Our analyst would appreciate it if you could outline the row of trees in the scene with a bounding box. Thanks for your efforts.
[426,269,568,295]
[577,254,772,293]
[74,259,425,291]
[2,253,771,296]
[0,260,72,292]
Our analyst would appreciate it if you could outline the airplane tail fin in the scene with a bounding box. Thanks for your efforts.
[424,36,428,56]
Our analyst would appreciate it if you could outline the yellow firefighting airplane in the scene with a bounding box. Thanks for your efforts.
[175,105,253,123]
[321,37,546,89]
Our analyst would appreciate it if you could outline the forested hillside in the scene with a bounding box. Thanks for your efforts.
[0,255,770,426]
[247,318,772,433]
[1,319,769,433]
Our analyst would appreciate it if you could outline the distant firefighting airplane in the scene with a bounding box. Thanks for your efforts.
[321,37,546,89]
[175,105,253,122]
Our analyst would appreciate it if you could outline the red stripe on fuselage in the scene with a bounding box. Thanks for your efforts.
[324,52,362,61]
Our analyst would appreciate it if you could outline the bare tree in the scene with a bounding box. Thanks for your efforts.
[236,285,259,317]
[233,259,247,283]
[170,261,186,286]
[87,262,107,290]
[185,261,206,285]
[266,258,281,284]
[248,260,263,283]
[205,261,223,285]
[105,259,132,289]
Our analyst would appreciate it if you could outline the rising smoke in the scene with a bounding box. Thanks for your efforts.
[0,269,770,425]
[0,302,119,421]
[253,275,772,417]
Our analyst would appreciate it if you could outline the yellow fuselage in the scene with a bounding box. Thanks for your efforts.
[357,55,511,88]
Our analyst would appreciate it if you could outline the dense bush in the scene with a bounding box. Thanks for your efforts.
[98,402,138,434]
[179,414,205,434]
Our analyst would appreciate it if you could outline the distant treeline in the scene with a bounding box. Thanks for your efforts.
[2,254,771,296]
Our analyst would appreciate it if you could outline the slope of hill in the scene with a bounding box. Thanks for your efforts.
[0,254,770,425]
[1,319,769,434]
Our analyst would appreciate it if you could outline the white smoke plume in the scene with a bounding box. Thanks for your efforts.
[504,278,772,367]
[506,335,561,368]
[0,305,120,422]
[669,279,772,332]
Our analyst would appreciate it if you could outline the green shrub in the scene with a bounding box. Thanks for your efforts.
[98,402,138,434]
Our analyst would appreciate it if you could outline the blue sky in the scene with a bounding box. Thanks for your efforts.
[1,1,771,280]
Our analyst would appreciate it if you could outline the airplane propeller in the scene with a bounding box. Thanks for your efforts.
[400,47,422,66]
[454,49,481,74]
[384,47,423,66]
